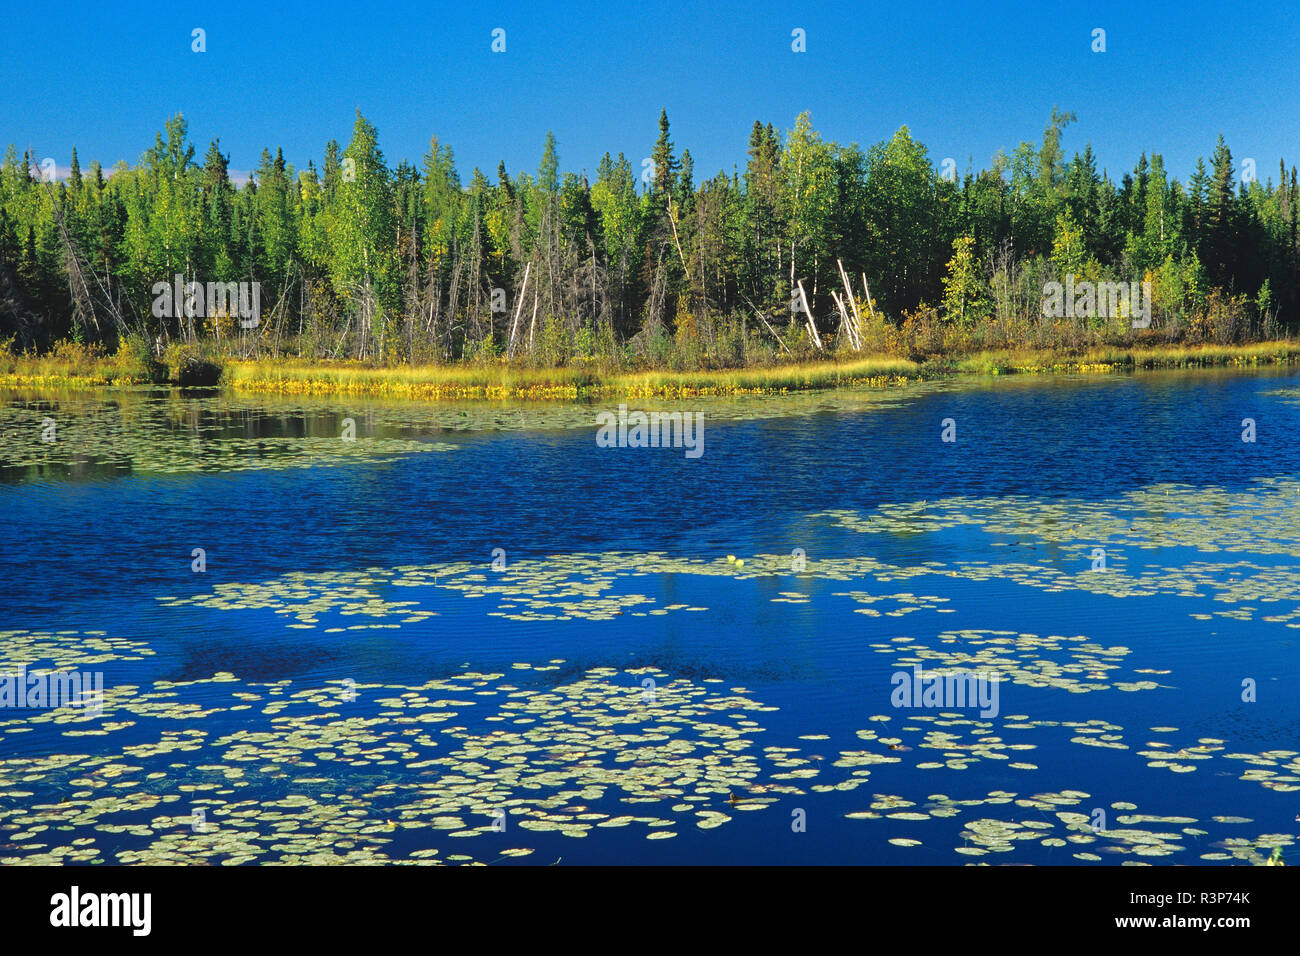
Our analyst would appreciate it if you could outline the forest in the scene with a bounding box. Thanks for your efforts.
[1,108,1296,373]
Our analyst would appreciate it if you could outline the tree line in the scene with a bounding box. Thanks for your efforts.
[2,107,1296,366]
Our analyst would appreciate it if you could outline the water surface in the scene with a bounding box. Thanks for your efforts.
[2,369,1298,865]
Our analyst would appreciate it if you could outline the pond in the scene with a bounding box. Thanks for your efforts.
[1,367,1298,865]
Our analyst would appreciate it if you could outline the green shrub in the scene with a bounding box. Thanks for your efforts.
[163,342,224,386]
[115,334,169,384]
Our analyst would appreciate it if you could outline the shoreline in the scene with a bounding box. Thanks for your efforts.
[2,341,1298,401]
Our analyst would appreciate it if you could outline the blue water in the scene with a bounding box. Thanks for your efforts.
[2,368,1298,865]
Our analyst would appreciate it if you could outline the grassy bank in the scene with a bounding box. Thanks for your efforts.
[0,339,221,389]
[3,341,1299,399]
[948,341,1300,376]
[210,341,1300,398]
[224,355,922,399]
[0,342,153,388]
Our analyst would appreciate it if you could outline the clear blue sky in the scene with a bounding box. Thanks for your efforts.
[4,0,1298,187]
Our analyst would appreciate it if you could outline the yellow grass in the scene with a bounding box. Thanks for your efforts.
[954,341,1300,375]
[0,343,151,388]
[224,355,922,399]
[4,341,1298,398]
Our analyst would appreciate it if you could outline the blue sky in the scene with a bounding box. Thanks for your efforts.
[3,0,1298,187]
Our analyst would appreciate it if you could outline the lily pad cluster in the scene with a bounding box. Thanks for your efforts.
[0,663,803,865]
